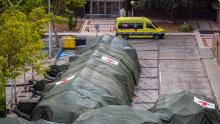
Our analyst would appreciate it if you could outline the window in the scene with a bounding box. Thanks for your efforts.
[133,23,143,29]
[118,23,130,29]
[118,23,143,29]
[152,22,158,28]
[146,23,155,29]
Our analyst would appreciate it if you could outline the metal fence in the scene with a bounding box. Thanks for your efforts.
[213,33,220,64]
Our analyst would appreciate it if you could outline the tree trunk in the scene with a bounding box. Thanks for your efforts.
[10,79,13,111]
[13,78,17,105]
[52,22,60,48]
[0,81,7,117]
[32,65,35,81]
[3,88,6,117]
[23,69,27,92]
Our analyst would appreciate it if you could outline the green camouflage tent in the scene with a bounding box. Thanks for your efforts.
[73,105,162,124]
[149,91,220,124]
[30,34,140,124]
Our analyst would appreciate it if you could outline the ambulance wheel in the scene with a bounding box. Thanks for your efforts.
[122,35,129,40]
[153,34,159,40]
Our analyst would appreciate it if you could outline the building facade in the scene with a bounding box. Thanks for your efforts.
[77,0,216,20]
[212,3,220,26]
[84,0,127,17]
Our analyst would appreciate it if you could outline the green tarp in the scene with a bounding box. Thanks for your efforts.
[73,105,162,124]
[30,34,141,124]
[149,91,220,124]
[0,117,59,124]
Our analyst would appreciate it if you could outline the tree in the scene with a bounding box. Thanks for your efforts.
[24,7,49,83]
[0,1,6,13]
[0,9,28,115]
[1,0,86,48]
[0,7,47,115]
[0,0,24,12]
[21,0,86,48]
[48,0,86,48]
[133,0,216,22]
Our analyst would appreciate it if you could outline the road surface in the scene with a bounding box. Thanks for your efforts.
[131,35,214,109]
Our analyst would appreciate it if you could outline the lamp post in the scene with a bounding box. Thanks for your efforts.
[48,0,52,58]
[130,1,135,17]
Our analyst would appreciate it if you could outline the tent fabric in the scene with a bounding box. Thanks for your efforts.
[72,105,162,124]
[149,91,220,124]
[0,117,59,124]
[30,34,140,124]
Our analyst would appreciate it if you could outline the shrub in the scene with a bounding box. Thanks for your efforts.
[0,96,6,117]
[68,15,76,30]
[180,22,193,32]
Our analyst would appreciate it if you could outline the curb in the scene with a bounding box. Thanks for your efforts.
[165,33,195,36]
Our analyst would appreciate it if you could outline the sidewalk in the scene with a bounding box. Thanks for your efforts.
[192,20,220,108]
[192,21,219,48]
[203,59,220,108]
[81,19,116,33]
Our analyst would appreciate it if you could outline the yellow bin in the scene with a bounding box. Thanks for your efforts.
[63,36,75,49]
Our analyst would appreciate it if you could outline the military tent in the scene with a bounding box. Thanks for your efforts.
[149,91,220,124]
[30,34,140,124]
[73,105,162,124]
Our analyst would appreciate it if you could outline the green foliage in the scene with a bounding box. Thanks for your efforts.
[1,0,86,17]
[68,15,73,30]
[48,13,67,24]
[50,0,86,15]
[0,96,5,117]
[23,7,49,79]
[68,15,76,30]
[0,0,6,13]
[0,0,86,112]
[29,7,48,21]
[134,0,215,22]
[0,7,48,113]
[180,22,193,32]
[21,0,46,14]
[0,8,28,114]
[19,0,86,16]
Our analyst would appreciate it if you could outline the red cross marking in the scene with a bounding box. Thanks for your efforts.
[60,79,69,84]
[106,58,114,63]
[201,101,208,107]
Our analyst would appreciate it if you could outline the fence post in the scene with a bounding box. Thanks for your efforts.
[217,34,220,64]
[213,33,220,64]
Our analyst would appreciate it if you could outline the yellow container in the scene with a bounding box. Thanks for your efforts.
[63,36,75,49]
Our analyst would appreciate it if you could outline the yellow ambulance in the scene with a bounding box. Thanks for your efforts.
[115,17,165,40]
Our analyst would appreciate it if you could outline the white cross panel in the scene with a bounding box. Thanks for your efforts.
[194,96,215,109]
[56,75,76,85]
[101,56,119,65]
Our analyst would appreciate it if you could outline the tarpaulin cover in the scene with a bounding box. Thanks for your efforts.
[73,105,162,124]
[149,91,220,124]
[30,34,140,124]
[0,117,59,124]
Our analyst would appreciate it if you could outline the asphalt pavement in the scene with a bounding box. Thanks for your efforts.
[130,35,217,109]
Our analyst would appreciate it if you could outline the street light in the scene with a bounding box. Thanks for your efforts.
[48,0,52,58]
[130,1,135,17]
